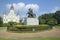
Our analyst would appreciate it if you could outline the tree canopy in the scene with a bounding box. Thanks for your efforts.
[0,16,3,27]
[38,10,60,25]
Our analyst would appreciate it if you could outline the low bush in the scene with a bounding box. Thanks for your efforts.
[3,23,8,27]
[3,22,24,27]
[8,25,50,32]
[54,24,60,28]
[16,22,24,25]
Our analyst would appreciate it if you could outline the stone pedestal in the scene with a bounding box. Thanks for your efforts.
[24,18,39,25]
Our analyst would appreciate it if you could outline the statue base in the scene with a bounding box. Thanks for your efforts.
[24,18,39,25]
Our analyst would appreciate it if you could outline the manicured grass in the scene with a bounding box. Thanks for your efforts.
[0,37,60,40]
[10,25,49,31]
[54,25,60,29]
[0,27,7,30]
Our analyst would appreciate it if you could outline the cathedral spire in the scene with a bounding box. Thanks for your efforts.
[10,4,14,10]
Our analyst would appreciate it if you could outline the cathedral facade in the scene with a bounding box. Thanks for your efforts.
[3,4,20,23]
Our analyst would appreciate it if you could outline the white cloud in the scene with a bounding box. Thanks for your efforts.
[40,7,60,15]
[6,2,39,11]
[6,2,39,17]
[14,2,25,10]
[39,12,50,16]
[6,2,25,11]
[25,4,39,11]
[51,7,60,13]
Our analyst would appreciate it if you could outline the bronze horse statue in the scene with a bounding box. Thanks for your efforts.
[27,8,36,18]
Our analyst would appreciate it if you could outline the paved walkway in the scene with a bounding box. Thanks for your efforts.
[0,28,60,38]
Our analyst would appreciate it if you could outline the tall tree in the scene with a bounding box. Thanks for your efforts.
[0,16,3,27]
[53,11,60,24]
[38,12,57,25]
[47,18,57,25]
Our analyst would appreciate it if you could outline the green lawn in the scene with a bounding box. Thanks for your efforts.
[0,27,60,40]
[54,24,60,28]
[0,27,7,30]
[0,37,60,40]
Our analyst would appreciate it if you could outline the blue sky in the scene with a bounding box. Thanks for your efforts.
[0,0,60,17]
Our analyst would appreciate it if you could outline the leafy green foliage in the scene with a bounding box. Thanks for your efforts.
[3,23,8,27]
[8,25,49,32]
[53,11,60,24]
[8,22,17,25]
[38,13,54,24]
[47,18,57,25]
[38,10,60,25]
[16,22,24,25]
[0,27,7,30]
[0,16,3,27]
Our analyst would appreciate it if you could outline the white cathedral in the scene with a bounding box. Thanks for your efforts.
[3,4,20,23]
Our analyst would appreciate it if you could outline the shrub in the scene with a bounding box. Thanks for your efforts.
[0,17,3,27]
[16,22,24,25]
[3,23,8,27]
[54,24,60,28]
[9,25,49,32]
[10,27,18,31]
[8,22,17,25]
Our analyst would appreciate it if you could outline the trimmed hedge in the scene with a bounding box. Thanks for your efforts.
[54,24,60,28]
[3,23,8,27]
[16,22,24,25]
[8,25,50,32]
[3,22,24,27]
